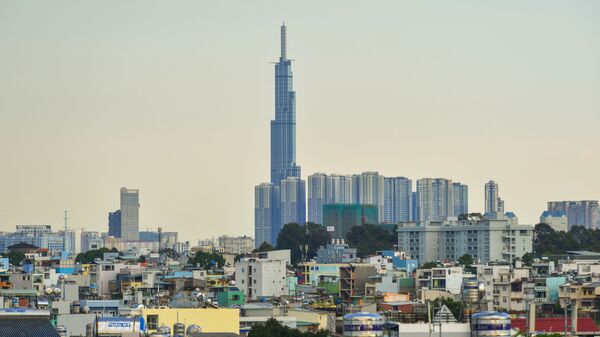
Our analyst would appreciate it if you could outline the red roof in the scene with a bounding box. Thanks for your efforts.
[512,318,599,333]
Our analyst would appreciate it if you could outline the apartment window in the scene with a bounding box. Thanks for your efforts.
[147,315,159,330]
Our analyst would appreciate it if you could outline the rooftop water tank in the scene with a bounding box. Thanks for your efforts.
[343,312,384,337]
[470,311,511,337]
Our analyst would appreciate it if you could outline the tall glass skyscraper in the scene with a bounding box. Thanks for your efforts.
[255,24,306,247]
[271,24,301,184]
[120,187,140,241]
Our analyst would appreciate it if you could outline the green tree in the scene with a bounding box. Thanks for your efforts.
[345,224,396,257]
[254,242,274,252]
[188,251,225,269]
[521,252,534,266]
[248,318,328,337]
[419,261,440,269]
[457,253,474,266]
[276,222,331,265]
[75,247,115,264]
[3,251,25,266]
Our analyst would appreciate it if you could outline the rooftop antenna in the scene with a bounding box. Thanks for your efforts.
[63,210,69,257]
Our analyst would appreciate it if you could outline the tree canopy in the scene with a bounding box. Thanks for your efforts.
[255,242,274,252]
[457,253,474,266]
[188,251,225,269]
[276,222,330,265]
[2,251,25,266]
[248,318,328,337]
[75,247,118,264]
[345,224,396,257]
[534,223,600,256]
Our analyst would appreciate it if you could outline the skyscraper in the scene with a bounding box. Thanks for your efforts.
[120,187,139,241]
[280,177,306,229]
[307,173,328,224]
[255,24,306,245]
[383,177,412,223]
[271,24,301,185]
[484,180,499,214]
[255,183,279,247]
[453,182,469,217]
[547,200,600,230]
[108,210,121,238]
[358,172,384,222]
[416,178,455,222]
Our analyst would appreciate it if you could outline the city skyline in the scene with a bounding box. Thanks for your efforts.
[1,2,599,238]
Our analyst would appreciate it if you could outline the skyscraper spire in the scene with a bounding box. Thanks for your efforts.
[280,23,287,60]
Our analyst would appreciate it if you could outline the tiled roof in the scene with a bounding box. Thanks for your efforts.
[512,317,599,333]
[0,316,60,337]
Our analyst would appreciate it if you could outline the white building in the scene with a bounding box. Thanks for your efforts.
[218,235,254,255]
[539,210,568,232]
[120,187,140,241]
[397,212,534,264]
[235,250,290,300]
[415,266,464,297]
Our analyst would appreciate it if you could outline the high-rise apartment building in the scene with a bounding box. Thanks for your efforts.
[453,182,469,217]
[307,173,356,224]
[383,177,412,223]
[547,200,600,230]
[330,174,356,204]
[397,213,533,264]
[280,177,306,227]
[358,172,384,222]
[307,173,328,224]
[255,24,306,245]
[120,187,140,241]
[0,225,75,254]
[484,180,500,214]
[255,183,279,247]
[108,210,121,238]
[416,178,455,222]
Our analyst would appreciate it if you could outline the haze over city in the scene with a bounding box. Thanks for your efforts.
[1,1,599,239]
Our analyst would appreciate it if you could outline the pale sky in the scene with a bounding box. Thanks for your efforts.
[1,1,599,240]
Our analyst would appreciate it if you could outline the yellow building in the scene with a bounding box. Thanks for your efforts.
[141,308,239,334]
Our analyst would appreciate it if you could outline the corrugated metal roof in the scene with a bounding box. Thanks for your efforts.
[0,316,60,337]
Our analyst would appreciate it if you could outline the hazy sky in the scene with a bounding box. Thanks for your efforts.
[1,1,599,240]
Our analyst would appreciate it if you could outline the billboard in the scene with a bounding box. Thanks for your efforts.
[97,317,144,334]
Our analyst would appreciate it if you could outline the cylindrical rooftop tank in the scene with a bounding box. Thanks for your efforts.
[343,312,384,337]
[470,311,511,337]
[173,322,185,337]
[462,278,480,307]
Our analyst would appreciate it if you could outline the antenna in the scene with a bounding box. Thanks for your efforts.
[63,210,69,256]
